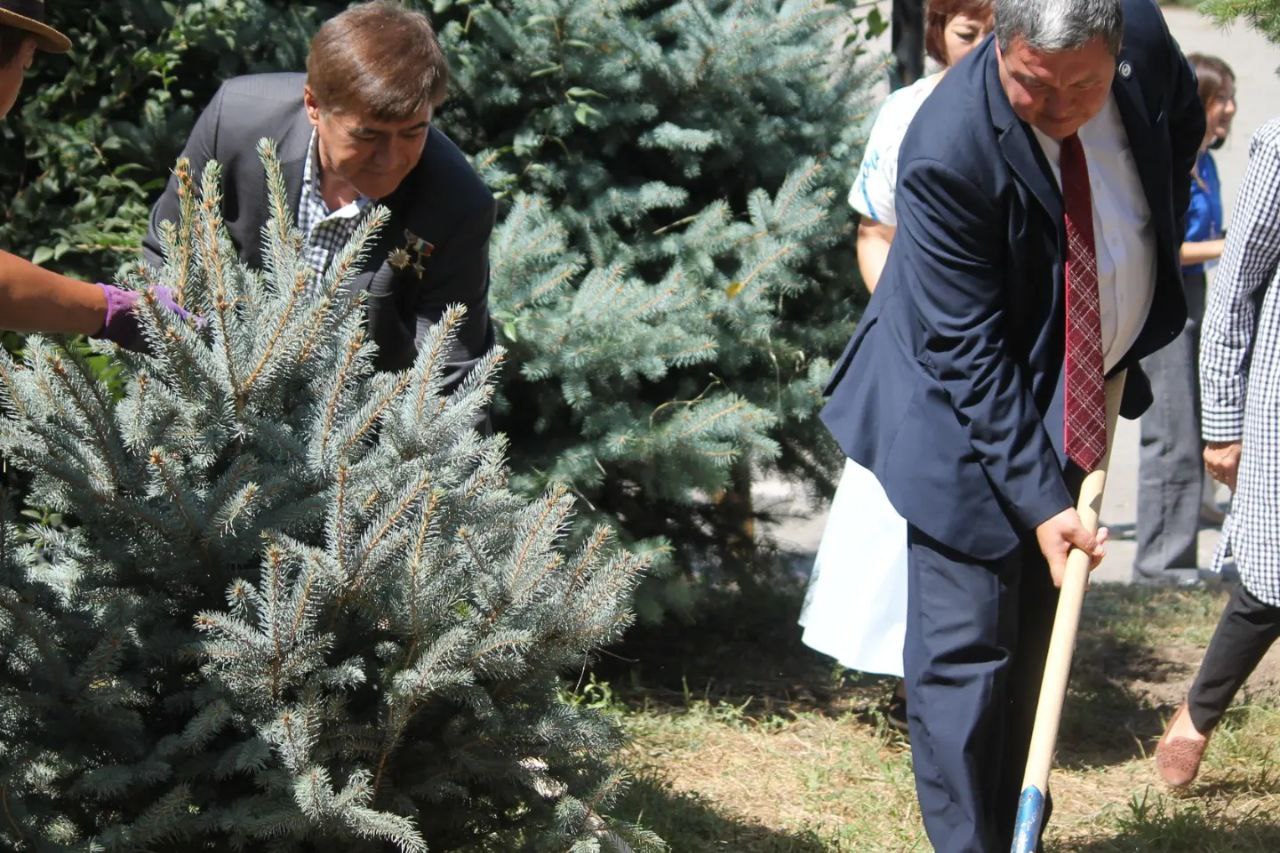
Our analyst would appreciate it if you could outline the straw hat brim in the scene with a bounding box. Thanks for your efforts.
[0,8,70,54]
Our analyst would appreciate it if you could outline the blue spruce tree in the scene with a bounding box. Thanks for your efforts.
[440,0,875,619]
[0,146,658,852]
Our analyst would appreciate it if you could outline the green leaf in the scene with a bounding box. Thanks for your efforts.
[865,8,888,38]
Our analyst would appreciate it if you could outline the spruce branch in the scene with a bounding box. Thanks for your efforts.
[337,383,410,455]
[169,158,198,309]
[0,350,30,423]
[292,205,389,370]
[46,351,126,489]
[315,205,391,304]
[146,448,209,550]
[257,138,302,283]
[333,463,350,582]
[188,164,257,423]
[408,307,467,423]
[239,263,310,405]
[316,328,369,466]
[341,471,434,603]
[405,490,442,635]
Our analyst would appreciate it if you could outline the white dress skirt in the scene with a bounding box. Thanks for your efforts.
[799,458,908,677]
[802,75,936,677]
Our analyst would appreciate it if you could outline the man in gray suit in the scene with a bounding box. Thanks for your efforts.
[143,0,495,384]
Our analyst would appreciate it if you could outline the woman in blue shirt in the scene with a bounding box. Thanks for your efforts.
[1134,53,1236,583]
[1181,57,1234,275]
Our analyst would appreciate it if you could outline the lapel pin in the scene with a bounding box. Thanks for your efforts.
[388,247,413,271]
[1118,60,1132,79]
[390,230,436,279]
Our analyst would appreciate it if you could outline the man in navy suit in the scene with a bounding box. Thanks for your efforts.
[821,0,1202,848]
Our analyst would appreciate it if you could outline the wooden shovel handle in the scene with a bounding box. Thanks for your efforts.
[1019,370,1127,795]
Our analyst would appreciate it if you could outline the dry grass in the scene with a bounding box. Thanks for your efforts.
[597,583,1280,850]
[619,703,924,851]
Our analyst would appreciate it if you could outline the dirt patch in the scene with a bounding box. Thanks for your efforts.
[1105,611,1280,712]
[1125,641,1201,710]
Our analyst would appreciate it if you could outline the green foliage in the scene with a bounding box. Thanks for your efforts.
[0,148,654,851]
[439,0,872,618]
[3,0,876,622]
[1200,0,1280,46]
[1,1,339,280]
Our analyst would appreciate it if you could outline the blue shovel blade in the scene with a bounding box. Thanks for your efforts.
[1011,786,1045,853]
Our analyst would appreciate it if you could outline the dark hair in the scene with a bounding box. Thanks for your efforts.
[1187,53,1235,116]
[0,25,30,68]
[925,0,994,66]
[306,1,450,121]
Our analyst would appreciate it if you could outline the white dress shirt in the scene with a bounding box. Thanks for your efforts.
[1032,95,1157,373]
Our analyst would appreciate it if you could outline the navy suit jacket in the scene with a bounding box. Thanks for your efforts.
[820,0,1204,561]
[143,73,496,383]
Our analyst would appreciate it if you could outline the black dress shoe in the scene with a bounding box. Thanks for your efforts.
[883,684,909,735]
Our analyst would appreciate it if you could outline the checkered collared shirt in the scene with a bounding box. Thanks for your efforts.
[1199,118,1280,603]
[297,130,373,290]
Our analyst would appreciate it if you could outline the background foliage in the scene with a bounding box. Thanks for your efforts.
[1,0,880,621]
[1200,0,1280,46]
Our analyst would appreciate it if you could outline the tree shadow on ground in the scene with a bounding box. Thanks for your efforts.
[597,569,1228,770]
[1191,771,1280,800]
[1055,585,1229,770]
[593,554,896,722]
[1058,809,1280,851]
[612,773,831,853]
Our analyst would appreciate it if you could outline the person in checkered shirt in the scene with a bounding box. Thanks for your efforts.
[1156,117,1280,789]
[142,1,495,387]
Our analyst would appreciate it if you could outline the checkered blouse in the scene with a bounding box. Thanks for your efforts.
[1200,118,1280,604]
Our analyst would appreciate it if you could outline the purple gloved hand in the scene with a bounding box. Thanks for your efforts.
[94,284,197,352]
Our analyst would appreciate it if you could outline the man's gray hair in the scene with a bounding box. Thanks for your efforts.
[995,0,1124,55]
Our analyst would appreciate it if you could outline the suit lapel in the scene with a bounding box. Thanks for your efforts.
[1110,59,1163,226]
[280,109,312,229]
[985,47,1063,228]
[997,123,1063,227]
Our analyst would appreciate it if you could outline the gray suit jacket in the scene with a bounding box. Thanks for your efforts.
[142,72,496,382]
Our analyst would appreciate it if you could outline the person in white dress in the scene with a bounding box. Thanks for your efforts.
[800,0,993,722]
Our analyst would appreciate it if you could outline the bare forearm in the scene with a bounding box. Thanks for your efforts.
[1179,238,1225,266]
[0,250,105,335]
[855,219,895,294]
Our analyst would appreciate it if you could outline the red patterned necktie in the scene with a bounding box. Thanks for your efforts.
[1061,133,1106,472]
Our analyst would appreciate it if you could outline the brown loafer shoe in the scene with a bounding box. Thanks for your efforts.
[1155,703,1209,787]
